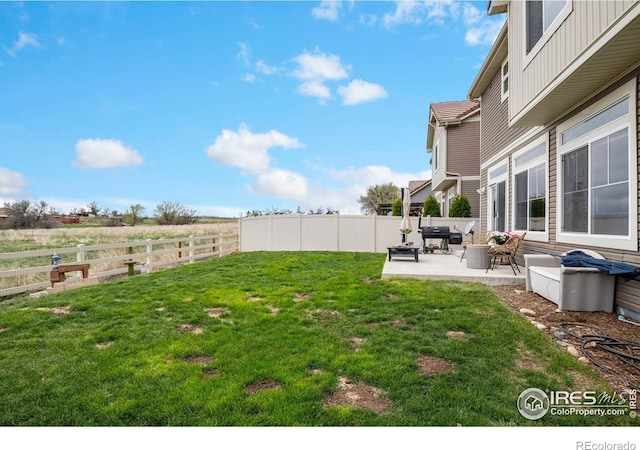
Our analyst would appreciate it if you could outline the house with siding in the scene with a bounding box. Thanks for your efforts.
[426,100,481,218]
[469,0,640,319]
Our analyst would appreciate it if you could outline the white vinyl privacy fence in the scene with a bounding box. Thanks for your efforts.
[240,214,478,253]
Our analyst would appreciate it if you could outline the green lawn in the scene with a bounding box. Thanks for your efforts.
[0,252,633,426]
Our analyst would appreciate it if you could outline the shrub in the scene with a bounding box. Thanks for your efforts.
[449,195,472,218]
[392,198,402,216]
[422,196,441,217]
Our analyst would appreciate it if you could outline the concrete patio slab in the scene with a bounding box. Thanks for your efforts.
[381,251,526,286]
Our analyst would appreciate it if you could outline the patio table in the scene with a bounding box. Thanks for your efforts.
[388,245,420,262]
[466,244,491,269]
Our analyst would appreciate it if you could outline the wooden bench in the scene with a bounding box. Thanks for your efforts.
[50,263,90,288]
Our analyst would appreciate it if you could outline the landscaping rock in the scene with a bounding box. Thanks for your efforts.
[567,346,580,357]
[519,308,537,316]
[578,357,590,365]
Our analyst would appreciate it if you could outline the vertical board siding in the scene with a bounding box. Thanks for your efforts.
[509,0,634,122]
[448,121,481,176]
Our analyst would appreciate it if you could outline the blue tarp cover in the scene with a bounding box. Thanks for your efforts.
[561,250,640,282]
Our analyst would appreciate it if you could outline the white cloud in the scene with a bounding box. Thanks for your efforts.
[338,79,388,105]
[236,42,251,66]
[6,31,40,57]
[292,48,350,81]
[465,17,505,46]
[206,123,303,174]
[73,139,144,169]
[312,1,341,22]
[242,73,257,83]
[0,167,28,197]
[297,81,331,100]
[359,13,378,27]
[249,168,309,201]
[256,60,277,75]
[381,1,504,46]
[382,1,428,29]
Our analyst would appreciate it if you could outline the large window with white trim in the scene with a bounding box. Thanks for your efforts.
[557,79,637,251]
[488,162,508,232]
[513,139,546,233]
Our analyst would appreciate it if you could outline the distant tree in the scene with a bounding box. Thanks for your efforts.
[110,210,119,217]
[124,204,145,226]
[358,183,398,215]
[87,202,101,216]
[2,200,56,229]
[422,195,441,217]
[154,201,198,225]
[449,194,472,218]
[392,198,402,216]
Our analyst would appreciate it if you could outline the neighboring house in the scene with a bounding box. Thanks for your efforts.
[408,179,433,216]
[378,180,432,216]
[426,100,481,218]
[0,207,12,218]
[469,0,640,318]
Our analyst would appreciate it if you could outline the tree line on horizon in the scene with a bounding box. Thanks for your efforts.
[0,200,199,230]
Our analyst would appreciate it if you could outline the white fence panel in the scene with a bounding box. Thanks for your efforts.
[272,215,301,251]
[301,215,338,251]
[240,216,272,251]
[239,214,478,253]
[338,216,375,252]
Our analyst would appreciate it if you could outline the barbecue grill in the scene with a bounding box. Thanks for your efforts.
[418,225,462,254]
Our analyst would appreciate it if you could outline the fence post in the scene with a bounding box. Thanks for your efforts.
[189,235,195,263]
[77,244,85,263]
[146,239,153,273]
[218,234,224,257]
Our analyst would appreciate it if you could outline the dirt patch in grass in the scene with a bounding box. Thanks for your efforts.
[205,307,229,318]
[266,304,279,315]
[247,296,264,302]
[202,369,219,378]
[95,341,114,349]
[383,294,398,300]
[428,309,441,313]
[183,297,193,302]
[447,331,467,340]
[0,327,8,333]
[294,292,309,302]
[417,356,457,376]
[308,309,340,324]
[155,307,165,312]
[184,355,213,365]
[35,306,71,315]
[308,368,325,376]
[388,318,407,328]
[178,324,204,334]
[323,377,392,414]
[348,337,367,351]
[489,285,640,393]
[245,379,281,395]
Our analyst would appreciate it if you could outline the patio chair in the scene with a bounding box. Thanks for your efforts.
[485,232,527,276]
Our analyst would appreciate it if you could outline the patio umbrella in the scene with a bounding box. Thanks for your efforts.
[399,189,412,242]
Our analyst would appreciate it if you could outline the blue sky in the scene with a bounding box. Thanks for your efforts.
[0,1,505,217]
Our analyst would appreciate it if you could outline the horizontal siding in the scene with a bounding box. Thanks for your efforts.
[480,66,531,163]
[460,180,480,219]
[509,0,635,122]
[518,75,640,314]
[447,121,480,176]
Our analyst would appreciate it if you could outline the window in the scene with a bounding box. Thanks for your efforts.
[501,59,509,102]
[434,142,439,171]
[526,0,569,54]
[557,79,637,251]
[514,140,546,234]
[562,129,629,235]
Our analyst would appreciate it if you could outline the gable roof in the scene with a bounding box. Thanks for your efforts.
[409,179,431,194]
[430,100,480,124]
[468,21,508,99]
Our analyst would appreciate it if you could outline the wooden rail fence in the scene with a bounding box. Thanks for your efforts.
[0,233,238,297]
